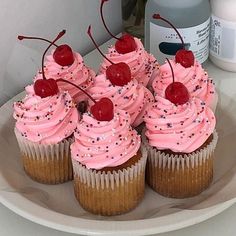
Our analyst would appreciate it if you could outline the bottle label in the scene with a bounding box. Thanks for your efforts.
[210,15,236,63]
[150,18,210,64]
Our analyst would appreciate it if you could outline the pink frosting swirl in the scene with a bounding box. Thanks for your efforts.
[35,50,95,103]
[71,109,141,170]
[13,87,79,144]
[152,59,217,111]
[144,95,216,153]
[87,74,154,127]
[100,37,159,87]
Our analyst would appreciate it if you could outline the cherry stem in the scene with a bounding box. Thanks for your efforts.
[41,30,66,80]
[100,0,120,41]
[166,58,175,84]
[18,35,59,47]
[56,78,96,104]
[87,25,114,65]
[153,14,185,49]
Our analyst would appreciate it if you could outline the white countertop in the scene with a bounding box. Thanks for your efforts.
[1,37,236,236]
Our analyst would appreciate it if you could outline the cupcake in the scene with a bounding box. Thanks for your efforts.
[71,98,147,216]
[143,95,218,198]
[98,0,159,87]
[86,26,154,129]
[88,74,154,127]
[14,30,80,184]
[13,85,79,184]
[152,59,218,112]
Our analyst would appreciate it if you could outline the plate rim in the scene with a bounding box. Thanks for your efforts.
[0,92,235,236]
[0,188,235,236]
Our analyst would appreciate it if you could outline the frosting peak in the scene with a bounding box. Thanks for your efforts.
[88,74,154,127]
[35,50,95,103]
[13,88,79,144]
[100,37,159,87]
[144,95,216,153]
[152,59,217,111]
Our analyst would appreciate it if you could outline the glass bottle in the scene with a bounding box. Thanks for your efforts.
[145,0,211,64]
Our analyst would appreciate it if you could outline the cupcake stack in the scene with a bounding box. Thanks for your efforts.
[13,5,219,216]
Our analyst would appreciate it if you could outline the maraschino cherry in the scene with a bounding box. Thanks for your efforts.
[165,58,189,105]
[34,78,59,98]
[153,14,194,68]
[18,31,74,66]
[100,0,136,54]
[87,25,131,86]
[90,97,114,121]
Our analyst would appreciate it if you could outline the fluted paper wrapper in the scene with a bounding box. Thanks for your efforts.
[72,146,147,216]
[142,130,218,198]
[14,128,73,184]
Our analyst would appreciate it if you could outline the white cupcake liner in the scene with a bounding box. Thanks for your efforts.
[72,146,147,215]
[142,129,218,198]
[15,128,73,161]
[72,145,147,190]
[142,129,218,171]
[14,128,73,184]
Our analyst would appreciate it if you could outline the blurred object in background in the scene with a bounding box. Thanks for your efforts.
[122,0,147,41]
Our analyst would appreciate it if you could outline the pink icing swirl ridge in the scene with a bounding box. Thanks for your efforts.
[88,74,154,127]
[71,109,141,170]
[35,50,95,103]
[152,59,217,111]
[100,37,159,87]
[144,95,216,153]
[13,88,79,144]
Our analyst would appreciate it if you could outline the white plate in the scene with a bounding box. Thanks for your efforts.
[1,61,236,236]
